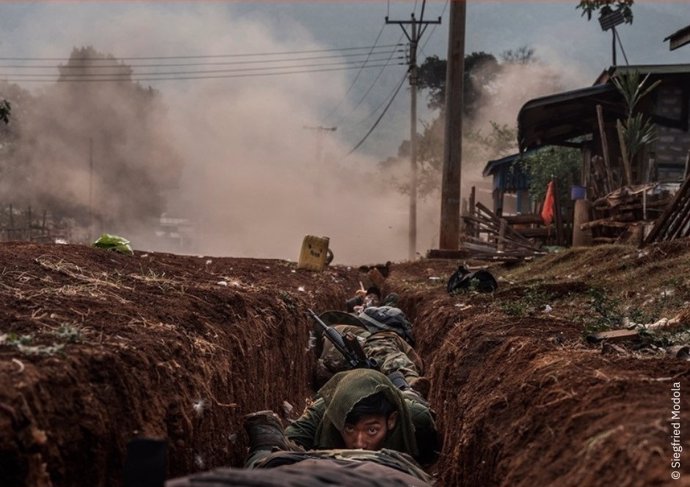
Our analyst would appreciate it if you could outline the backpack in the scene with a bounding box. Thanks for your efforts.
[447,265,498,294]
[357,306,415,346]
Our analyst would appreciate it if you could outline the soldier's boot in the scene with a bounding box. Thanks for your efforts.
[243,410,290,452]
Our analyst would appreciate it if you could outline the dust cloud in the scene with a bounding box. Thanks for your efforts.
[0,4,414,265]
[0,4,590,265]
[455,56,591,212]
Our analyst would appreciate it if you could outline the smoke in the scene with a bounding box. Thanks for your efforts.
[457,54,591,211]
[0,4,419,265]
[0,4,600,264]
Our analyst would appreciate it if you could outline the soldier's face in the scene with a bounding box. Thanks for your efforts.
[341,411,398,450]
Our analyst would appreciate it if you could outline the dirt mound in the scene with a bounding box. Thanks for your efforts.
[2,241,690,487]
[0,242,360,486]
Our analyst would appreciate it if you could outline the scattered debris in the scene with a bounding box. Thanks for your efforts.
[583,183,669,245]
[451,202,546,261]
[586,329,640,344]
[192,399,206,417]
[646,174,690,243]
[92,233,134,256]
[11,358,24,373]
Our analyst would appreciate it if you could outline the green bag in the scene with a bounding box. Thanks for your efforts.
[93,233,134,256]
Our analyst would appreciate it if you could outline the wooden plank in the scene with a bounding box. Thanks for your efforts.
[475,202,541,249]
[469,186,477,237]
[580,219,632,230]
[502,214,544,225]
[616,119,632,186]
[592,237,619,244]
[586,329,640,344]
[666,189,690,239]
[596,104,615,192]
[515,227,553,238]
[645,173,690,243]
[426,248,472,259]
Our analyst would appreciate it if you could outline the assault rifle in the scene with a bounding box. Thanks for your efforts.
[307,309,377,370]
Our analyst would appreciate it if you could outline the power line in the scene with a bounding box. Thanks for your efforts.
[0,48,403,69]
[323,22,387,123]
[0,44,404,62]
[346,72,407,157]
[0,56,404,79]
[1,62,404,83]
[419,0,449,57]
[335,32,406,128]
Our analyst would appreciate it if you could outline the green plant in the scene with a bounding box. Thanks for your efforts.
[4,332,65,356]
[501,286,552,317]
[577,0,634,23]
[5,333,33,347]
[55,324,82,343]
[520,146,581,209]
[611,71,661,170]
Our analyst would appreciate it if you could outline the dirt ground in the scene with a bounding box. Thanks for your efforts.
[1,241,689,486]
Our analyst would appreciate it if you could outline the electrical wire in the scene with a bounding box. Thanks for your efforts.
[0,48,402,69]
[0,56,403,79]
[335,32,406,127]
[346,72,407,156]
[1,62,404,83]
[323,22,387,123]
[419,0,449,58]
[0,44,403,62]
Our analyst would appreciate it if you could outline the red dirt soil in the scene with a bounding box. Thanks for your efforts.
[1,241,689,487]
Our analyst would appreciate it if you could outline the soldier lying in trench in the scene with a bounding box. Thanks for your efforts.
[167,371,435,486]
[315,288,431,398]
[244,369,440,469]
[166,369,440,486]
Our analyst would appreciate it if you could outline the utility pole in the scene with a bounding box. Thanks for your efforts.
[88,137,94,242]
[387,1,441,261]
[439,0,466,249]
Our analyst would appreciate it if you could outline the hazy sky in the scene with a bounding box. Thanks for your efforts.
[0,1,687,158]
[0,1,687,262]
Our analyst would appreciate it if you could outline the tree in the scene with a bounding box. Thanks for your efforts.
[0,100,10,124]
[383,46,567,202]
[520,146,581,210]
[417,52,499,117]
[0,46,182,234]
[576,0,634,23]
[500,46,536,65]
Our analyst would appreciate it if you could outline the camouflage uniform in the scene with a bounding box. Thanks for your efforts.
[286,369,440,467]
[249,449,434,486]
[315,324,424,388]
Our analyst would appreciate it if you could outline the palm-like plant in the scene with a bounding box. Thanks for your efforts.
[611,71,661,179]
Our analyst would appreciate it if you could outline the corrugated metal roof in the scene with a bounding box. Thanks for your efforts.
[518,63,690,152]
[595,64,690,84]
[517,84,622,152]
[664,25,690,50]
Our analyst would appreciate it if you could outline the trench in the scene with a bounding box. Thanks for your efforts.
[1,243,688,487]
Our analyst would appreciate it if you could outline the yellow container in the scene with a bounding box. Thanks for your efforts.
[297,235,331,271]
